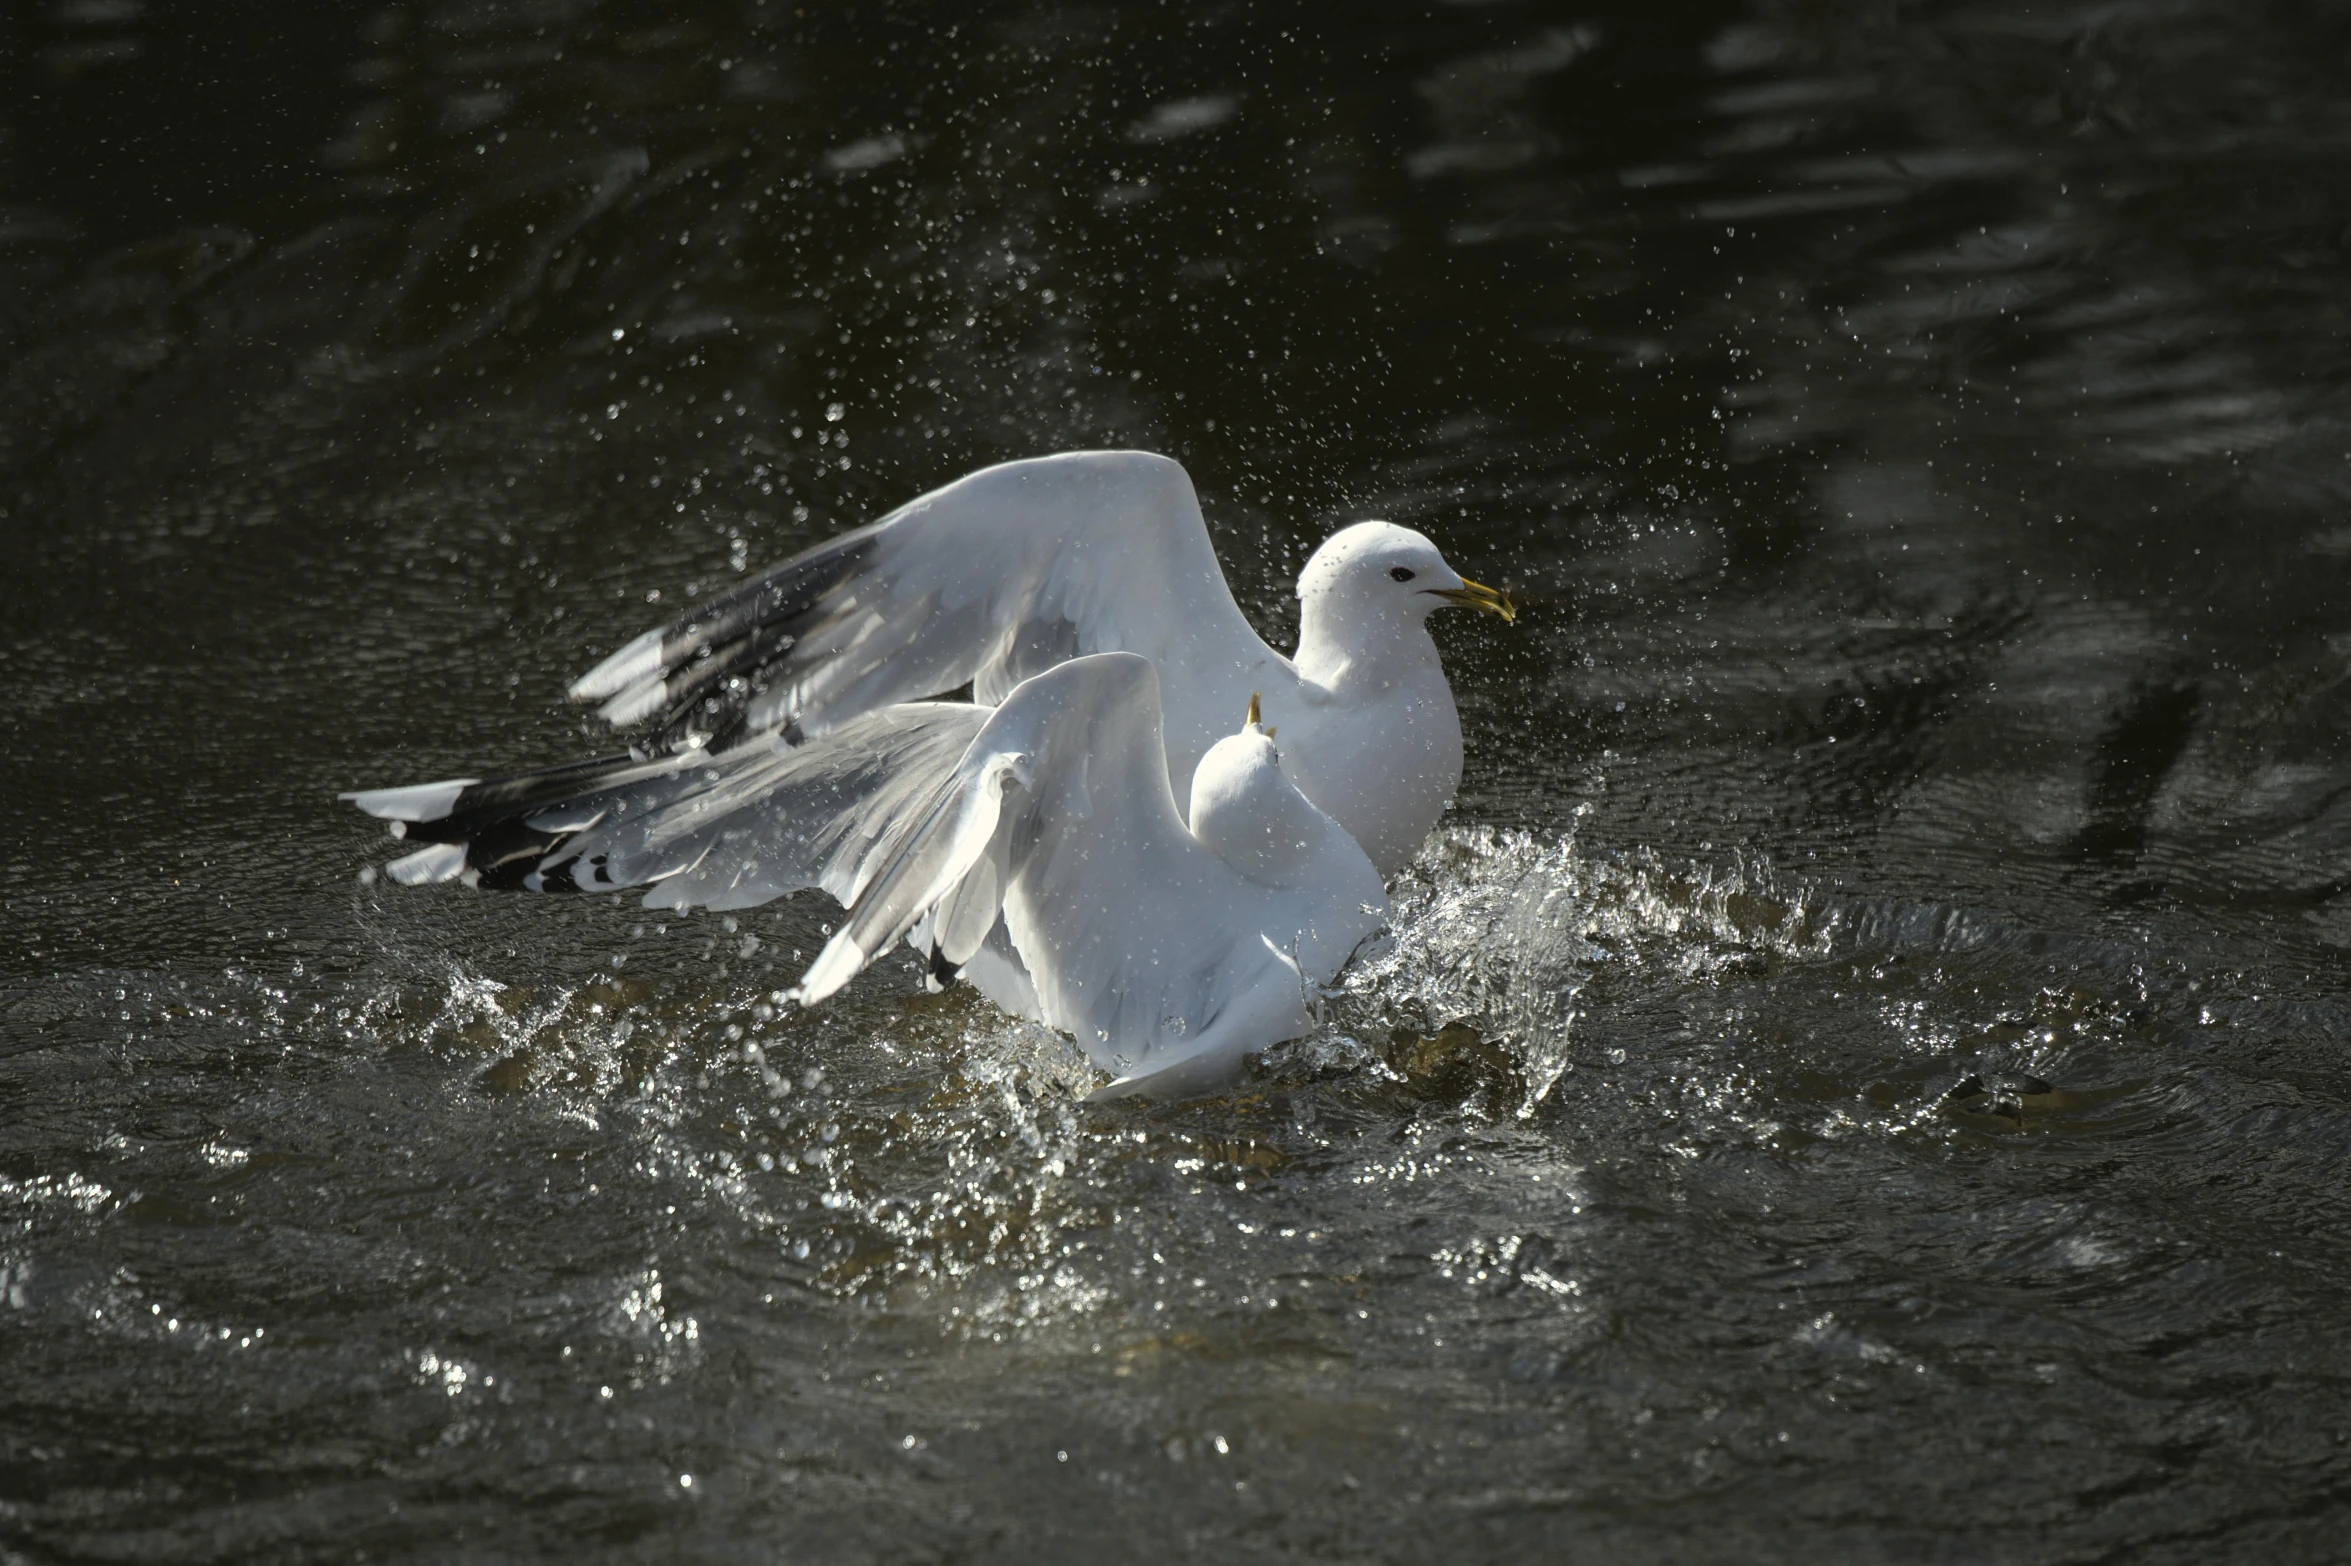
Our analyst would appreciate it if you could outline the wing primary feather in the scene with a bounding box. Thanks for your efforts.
[341,778,481,822]
[351,702,994,912]
[567,628,664,702]
[568,529,881,743]
[562,452,1271,767]
[378,751,651,844]
[350,747,679,893]
[596,674,671,729]
[387,843,468,885]
[664,529,878,662]
[465,819,575,890]
[794,748,1025,1006]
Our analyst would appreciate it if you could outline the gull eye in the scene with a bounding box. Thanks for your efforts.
[1388,566,1416,583]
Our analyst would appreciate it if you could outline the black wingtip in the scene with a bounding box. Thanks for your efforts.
[373,751,655,893]
[397,752,639,844]
[619,528,881,754]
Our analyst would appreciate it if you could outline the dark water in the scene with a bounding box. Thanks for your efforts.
[7,0,2351,1558]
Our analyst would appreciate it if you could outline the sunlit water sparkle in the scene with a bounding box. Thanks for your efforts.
[8,0,2351,1557]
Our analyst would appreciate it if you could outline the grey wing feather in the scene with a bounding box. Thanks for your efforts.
[790,652,1167,1005]
[567,451,1273,756]
[347,703,989,910]
[793,739,1032,1003]
[559,704,990,911]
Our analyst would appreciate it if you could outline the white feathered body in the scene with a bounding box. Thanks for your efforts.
[795,654,1388,1096]
[1008,702,1388,1093]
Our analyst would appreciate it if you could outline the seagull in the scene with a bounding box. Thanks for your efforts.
[561,449,1513,874]
[351,659,1384,1097]
[344,450,1509,1089]
[791,655,1388,1098]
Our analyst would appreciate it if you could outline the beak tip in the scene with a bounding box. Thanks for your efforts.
[1438,578,1517,624]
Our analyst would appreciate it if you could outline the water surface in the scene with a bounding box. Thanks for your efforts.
[6,1,2351,1559]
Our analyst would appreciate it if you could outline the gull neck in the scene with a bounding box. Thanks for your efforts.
[1294,591,1440,697]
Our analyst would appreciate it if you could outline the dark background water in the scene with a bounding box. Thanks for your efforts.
[6,0,2351,1559]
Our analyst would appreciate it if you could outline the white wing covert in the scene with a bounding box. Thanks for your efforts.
[569,451,1281,761]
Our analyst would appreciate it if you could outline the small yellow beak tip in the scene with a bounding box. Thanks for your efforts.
[1442,577,1518,624]
[1246,691,1262,728]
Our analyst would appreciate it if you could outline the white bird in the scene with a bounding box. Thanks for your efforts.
[344,450,1507,1091]
[563,449,1512,874]
[792,654,1388,1098]
[348,658,1384,1096]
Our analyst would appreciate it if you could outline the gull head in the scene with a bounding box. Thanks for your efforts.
[1244,690,1276,745]
[1207,689,1281,780]
[1189,691,1323,886]
[1296,521,1515,627]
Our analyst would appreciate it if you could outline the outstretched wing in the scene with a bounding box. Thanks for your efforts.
[567,451,1285,759]
[794,653,1384,1086]
[790,653,1178,1005]
[345,702,989,911]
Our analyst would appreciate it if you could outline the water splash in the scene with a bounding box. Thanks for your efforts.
[1330,824,1827,1117]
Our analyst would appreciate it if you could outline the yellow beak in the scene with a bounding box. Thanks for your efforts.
[1242,691,1275,740]
[1432,578,1517,624]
